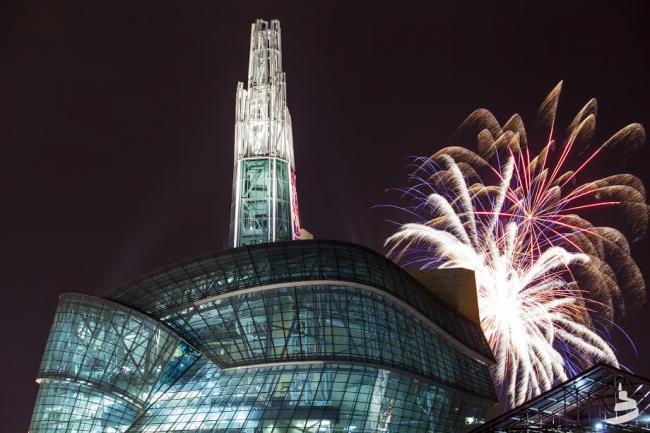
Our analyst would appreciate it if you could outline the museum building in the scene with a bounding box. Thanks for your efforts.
[28,19,498,433]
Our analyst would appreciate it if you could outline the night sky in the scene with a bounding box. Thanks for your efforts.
[2,1,650,430]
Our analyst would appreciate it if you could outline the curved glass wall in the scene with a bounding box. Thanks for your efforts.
[31,242,498,433]
[160,284,494,399]
[30,294,199,433]
[109,240,493,361]
[30,380,140,433]
[128,358,492,433]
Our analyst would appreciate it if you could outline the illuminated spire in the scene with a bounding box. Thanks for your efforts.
[229,19,301,247]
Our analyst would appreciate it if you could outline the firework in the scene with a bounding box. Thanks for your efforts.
[386,82,647,407]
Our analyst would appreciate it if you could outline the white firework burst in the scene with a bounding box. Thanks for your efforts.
[387,156,619,407]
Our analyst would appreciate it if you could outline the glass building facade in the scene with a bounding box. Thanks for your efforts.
[29,19,498,433]
[30,294,199,433]
[30,240,497,433]
[234,158,293,246]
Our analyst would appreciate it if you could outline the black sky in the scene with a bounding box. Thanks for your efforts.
[2,1,650,430]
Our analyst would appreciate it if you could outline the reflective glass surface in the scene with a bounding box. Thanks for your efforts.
[30,380,139,433]
[128,358,492,433]
[30,294,199,433]
[275,158,291,241]
[38,294,198,406]
[110,240,493,361]
[31,243,498,433]
[161,285,494,398]
[234,158,293,246]
[238,158,271,245]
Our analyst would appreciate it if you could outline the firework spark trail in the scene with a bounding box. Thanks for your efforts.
[386,82,647,407]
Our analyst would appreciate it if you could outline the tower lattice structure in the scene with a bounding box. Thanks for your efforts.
[229,19,301,247]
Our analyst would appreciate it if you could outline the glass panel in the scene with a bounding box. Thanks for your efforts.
[110,240,493,362]
[239,158,271,245]
[162,285,494,399]
[128,359,491,433]
[29,380,139,433]
[275,158,291,241]
[31,294,200,433]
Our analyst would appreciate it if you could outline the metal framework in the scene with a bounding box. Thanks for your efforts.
[108,239,495,363]
[472,364,650,432]
[230,19,301,247]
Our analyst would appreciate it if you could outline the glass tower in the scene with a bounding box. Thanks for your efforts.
[230,19,301,247]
